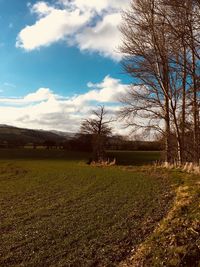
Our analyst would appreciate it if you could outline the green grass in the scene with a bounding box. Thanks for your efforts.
[0,149,174,266]
[0,148,91,161]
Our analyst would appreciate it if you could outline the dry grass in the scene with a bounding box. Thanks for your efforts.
[119,170,200,267]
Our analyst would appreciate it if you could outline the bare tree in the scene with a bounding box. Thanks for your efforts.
[120,0,174,162]
[120,0,200,164]
[80,106,113,162]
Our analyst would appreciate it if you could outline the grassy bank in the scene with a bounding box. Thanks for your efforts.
[120,169,200,266]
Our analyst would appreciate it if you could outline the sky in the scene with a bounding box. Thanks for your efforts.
[0,0,132,134]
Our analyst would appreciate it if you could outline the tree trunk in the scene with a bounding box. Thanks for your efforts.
[181,43,187,163]
[191,42,199,163]
[165,95,171,162]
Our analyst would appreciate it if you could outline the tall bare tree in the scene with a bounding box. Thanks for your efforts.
[120,0,200,164]
[120,0,173,162]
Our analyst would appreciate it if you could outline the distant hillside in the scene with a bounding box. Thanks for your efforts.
[51,130,76,139]
[0,125,73,145]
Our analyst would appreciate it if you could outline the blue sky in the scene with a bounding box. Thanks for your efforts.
[0,0,131,133]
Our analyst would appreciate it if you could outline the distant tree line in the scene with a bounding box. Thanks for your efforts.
[0,132,162,152]
[120,0,200,164]
[62,134,163,152]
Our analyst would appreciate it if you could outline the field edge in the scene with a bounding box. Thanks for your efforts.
[119,169,200,267]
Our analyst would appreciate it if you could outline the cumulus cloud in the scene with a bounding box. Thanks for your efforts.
[31,1,55,16]
[16,0,129,59]
[71,76,128,106]
[0,88,55,105]
[75,13,122,60]
[0,76,128,133]
[16,3,91,51]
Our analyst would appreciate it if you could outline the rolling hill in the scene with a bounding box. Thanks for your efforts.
[0,125,73,145]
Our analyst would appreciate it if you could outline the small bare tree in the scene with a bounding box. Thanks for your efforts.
[80,106,113,162]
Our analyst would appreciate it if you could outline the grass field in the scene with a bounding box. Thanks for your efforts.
[1,149,199,267]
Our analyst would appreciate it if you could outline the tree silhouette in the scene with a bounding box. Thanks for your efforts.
[80,106,113,162]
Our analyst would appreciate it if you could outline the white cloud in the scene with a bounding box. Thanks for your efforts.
[60,0,129,13]
[24,88,55,102]
[16,5,91,51]
[0,88,55,104]
[16,0,129,59]
[31,1,55,16]
[75,13,122,60]
[74,75,127,103]
[0,76,128,133]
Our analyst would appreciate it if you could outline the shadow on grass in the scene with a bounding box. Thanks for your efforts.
[107,150,162,166]
[0,149,162,166]
[0,148,91,161]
